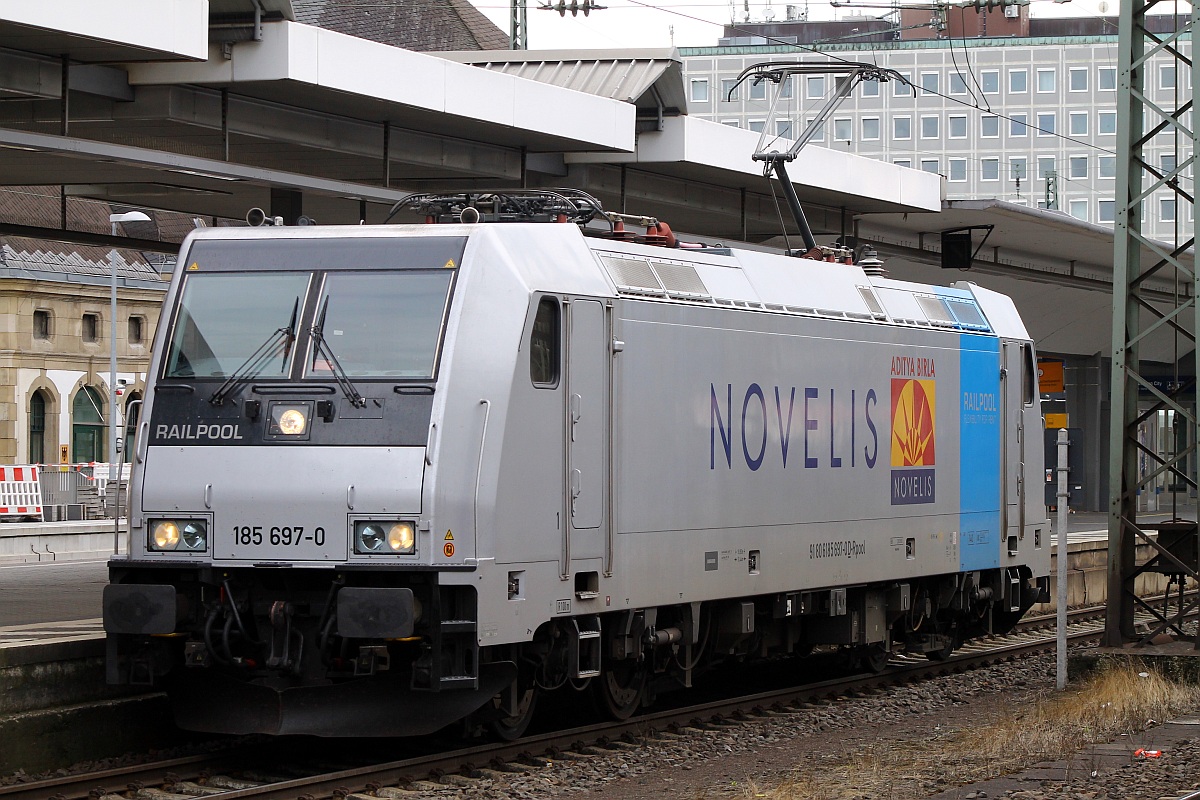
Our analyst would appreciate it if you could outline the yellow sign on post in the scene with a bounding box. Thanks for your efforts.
[59,444,69,464]
[1037,360,1065,393]
[1045,413,1069,429]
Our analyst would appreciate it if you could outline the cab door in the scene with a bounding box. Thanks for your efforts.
[1000,341,1031,553]
[562,299,608,576]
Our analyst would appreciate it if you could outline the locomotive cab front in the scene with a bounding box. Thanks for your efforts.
[103,230,509,736]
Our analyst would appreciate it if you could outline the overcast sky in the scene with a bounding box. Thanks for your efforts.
[466,0,1119,51]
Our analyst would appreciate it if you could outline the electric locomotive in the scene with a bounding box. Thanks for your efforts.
[104,190,1049,737]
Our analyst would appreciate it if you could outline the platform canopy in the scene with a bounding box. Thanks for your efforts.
[856,200,1194,362]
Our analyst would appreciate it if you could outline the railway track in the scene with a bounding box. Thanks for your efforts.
[1,603,1186,800]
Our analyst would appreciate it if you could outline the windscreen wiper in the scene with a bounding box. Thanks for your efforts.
[209,299,299,406]
[311,297,367,409]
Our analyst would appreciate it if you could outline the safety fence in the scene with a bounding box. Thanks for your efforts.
[0,465,43,521]
[32,463,131,521]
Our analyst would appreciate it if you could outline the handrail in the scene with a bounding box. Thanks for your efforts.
[473,399,491,548]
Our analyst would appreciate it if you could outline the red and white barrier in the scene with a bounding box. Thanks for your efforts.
[0,465,43,520]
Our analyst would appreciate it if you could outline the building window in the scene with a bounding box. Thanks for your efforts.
[1038,156,1056,179]
[1099,156,1116,178]
[1161,65,1176,90]
[1069,155,1088,179]
[82,313,99,343]
[948,115,967,138]
[71,386,105,463]
[720,79,739,102]
[920,72,939,94]
[1098,111,1117,134]
[1010,113,1028,137]
[1069,67,1088,92]
[981,70,999,94]
[834,118,852,141]
[779,76,793,98]
[128,315,144,345]
[1161,197,1177,221]
[1069,111,1088,136]
[776,119,792,138]
[981,158,1000,181]
[1098,199,1116,223]
[749,119,765,133]
[1036,68,1056,93]
[948,158,967,182]
[1036,112,1056,136]
[1162,154,1177,174]
[1098,67,1116,91]
[893,116,911,140]
[1069,199,1088,220]
[949,72,967,94]
[920,159,939,174]
[690,79,709,102]
[921,115,939,139]
[894,73,912,96]
[862,117,880,140]
[33,309,51,340]
[807,75,825,99]
[721,119,740,128]
[1009,69,1027,93]
[1011,157,1027,184]
[894,158,911,169]
[749,80,766,100]
[861,79,879,97]
[29,390,46,465]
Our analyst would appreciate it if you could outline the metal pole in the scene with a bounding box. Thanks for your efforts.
[1056,428,1069,690]
[110,221,119,553]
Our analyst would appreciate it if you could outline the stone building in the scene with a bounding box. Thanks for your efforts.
[0,187,170,466]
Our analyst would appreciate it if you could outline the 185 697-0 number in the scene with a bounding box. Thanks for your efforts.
[233,525,325,546]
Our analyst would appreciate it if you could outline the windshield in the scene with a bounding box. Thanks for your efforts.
[165,272,310,379]
[306,271,454,379]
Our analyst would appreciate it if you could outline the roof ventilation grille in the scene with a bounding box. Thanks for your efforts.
[601,255,665,295]
[650,261,709,298]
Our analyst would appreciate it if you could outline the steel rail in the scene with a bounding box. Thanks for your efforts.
[0,602,1181,800]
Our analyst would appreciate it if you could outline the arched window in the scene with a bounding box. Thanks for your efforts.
[72,387,105,463]
[124,391,142,463]
[29,390,46,464]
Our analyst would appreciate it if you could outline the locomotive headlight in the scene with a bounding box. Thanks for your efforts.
[276,407,307,435]
[387,522,416,553]
[354,521,417,555]
[179,521,208,551]
[149,519,208,552]
[266,402,313,441]
[355,522,386,553]
[151,520,179,550]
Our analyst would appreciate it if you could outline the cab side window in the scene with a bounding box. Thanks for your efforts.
[530,297,560,387]
[1022,343,1036,406]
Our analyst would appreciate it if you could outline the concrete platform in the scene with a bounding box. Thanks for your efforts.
[0,518,125,564]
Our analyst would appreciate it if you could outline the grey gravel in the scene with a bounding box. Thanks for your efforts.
[368,648,1200,800]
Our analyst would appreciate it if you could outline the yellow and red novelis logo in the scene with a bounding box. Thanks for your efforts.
[890,355,936,505]
[890,378,936,466]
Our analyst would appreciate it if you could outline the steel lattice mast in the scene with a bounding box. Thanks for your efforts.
[1106,1,1200,648]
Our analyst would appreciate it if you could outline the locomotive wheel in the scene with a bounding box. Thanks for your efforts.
[924,629,958,662]
[489,684,539,741]
[861,643,889,673]
[593,660,646,721]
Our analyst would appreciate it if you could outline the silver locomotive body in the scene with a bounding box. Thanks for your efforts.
[104,222,1048,736]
